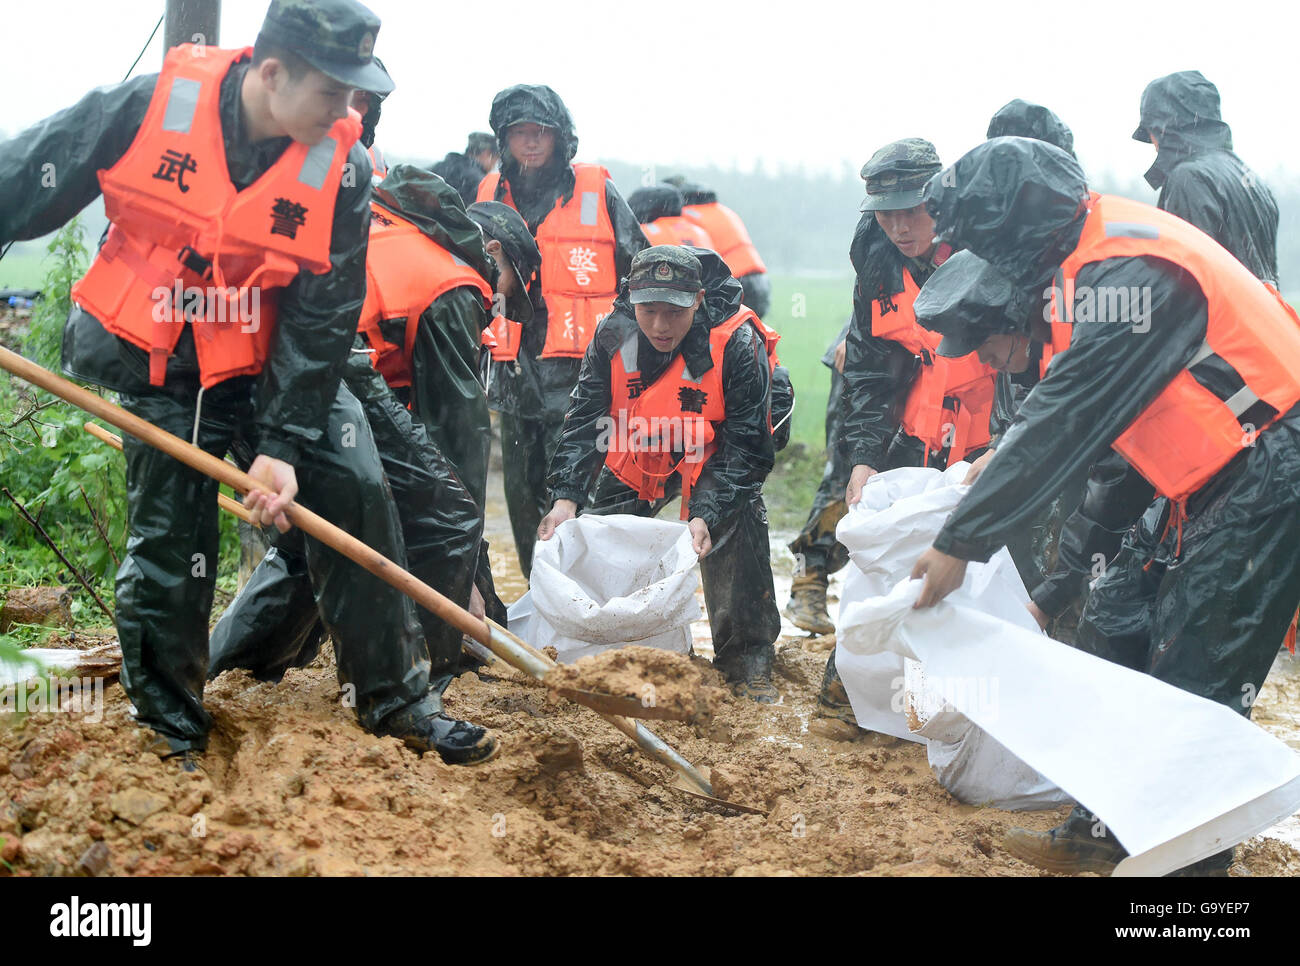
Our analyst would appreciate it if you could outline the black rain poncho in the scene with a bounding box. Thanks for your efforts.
[921,136,1300,714]
[478,84,648,572]
[1134,70,1279,284]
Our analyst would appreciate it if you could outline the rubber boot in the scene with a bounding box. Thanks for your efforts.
[162,749,204,774]
[1165,847,1235,877]
[785,571,835,635]
[1003,805,1128,874]
[809,651,860,740]
[714,644,778,704]
[376,693,498,766]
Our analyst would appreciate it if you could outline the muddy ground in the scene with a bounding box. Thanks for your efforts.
[3,468,1300,877]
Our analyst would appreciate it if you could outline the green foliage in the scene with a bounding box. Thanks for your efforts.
[0,220,121,608]
[24,221,88,369]
[1,218,243,621]
[1,220,120,618]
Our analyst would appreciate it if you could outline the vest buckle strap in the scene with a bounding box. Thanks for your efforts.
[178,245,213,280]
[149,346,170,387]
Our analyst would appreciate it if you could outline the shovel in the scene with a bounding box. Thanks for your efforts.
[44,365,763,813]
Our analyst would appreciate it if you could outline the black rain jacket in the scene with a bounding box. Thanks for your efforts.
[0,55,373,466]
[546,248,776,530]
[1136,70,1279,284]
[840,213,948,468]
[480,84,647,419]
[921,137,1300,565]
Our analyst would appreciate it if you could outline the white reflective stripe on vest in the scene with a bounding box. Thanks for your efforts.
[161,76,202,133]
[619,331,638,372]
[580,191,599,226]
[298,135,337,190]
[1104,221,1161,240]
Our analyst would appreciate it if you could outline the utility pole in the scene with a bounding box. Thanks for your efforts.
[163,0,220,57]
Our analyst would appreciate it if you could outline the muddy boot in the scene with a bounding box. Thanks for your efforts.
[715,645,778,704]
[1003,806,1128,874]
[377,694,498,766]
[809,651,860,740]
[161,748,204,774]
[1165,847,1235,877]
[785,572,835,635]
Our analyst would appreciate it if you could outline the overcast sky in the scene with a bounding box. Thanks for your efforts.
[3,0,1295,185]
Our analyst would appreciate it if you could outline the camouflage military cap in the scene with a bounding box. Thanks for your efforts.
[258,0,393,95]
[860,138,942,212]
[467,200,540,322]
[628,246,703,307]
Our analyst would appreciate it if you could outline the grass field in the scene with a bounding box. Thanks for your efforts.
[764,274,854,446]
[0,247,51,291]
[759,273,855,532]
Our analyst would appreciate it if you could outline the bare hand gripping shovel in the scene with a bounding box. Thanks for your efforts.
[3,348,763,814]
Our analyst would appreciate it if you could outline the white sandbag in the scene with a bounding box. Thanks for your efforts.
[855,577,1300,876]
[834,463,977,743]
[832,563,919,742]
[506,514,702,663]
[836,466,1300,873]
[836,465,1068,806]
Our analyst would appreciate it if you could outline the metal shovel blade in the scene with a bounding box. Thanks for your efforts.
[668,767,768,816]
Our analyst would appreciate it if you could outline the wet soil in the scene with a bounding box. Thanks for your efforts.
[1,468,1297,876]
[543,646,728,724]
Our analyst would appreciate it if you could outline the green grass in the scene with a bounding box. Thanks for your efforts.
[764,274,853,447]
[760,274,854,532]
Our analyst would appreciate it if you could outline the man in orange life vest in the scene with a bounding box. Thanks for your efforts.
[0,0,493,767]
[666,177,771,319]
[812,138,998,735]
[912,136,1300,875]
[628,184,717,251]
[538,246,788,701]
[476,84,648,576]
[207,162,512,732]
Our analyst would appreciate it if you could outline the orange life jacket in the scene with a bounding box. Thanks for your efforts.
[871,267,997,462]
[640,216,716,251]
[475,163,618,358]
[71,45,360,388]
[1052,193,1300,506]
[481,312,524,361]
[606,309,780,519]
[681,202,767,277]
[357,204,493,389]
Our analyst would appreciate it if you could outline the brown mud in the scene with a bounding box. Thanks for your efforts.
[1,466,1297,876]
[543,645,727,724]
[3,637,1299,876]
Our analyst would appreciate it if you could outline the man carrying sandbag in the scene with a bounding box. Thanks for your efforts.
[813,138,999,733]
[537,246,788,701]
[910,136,1300,876]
